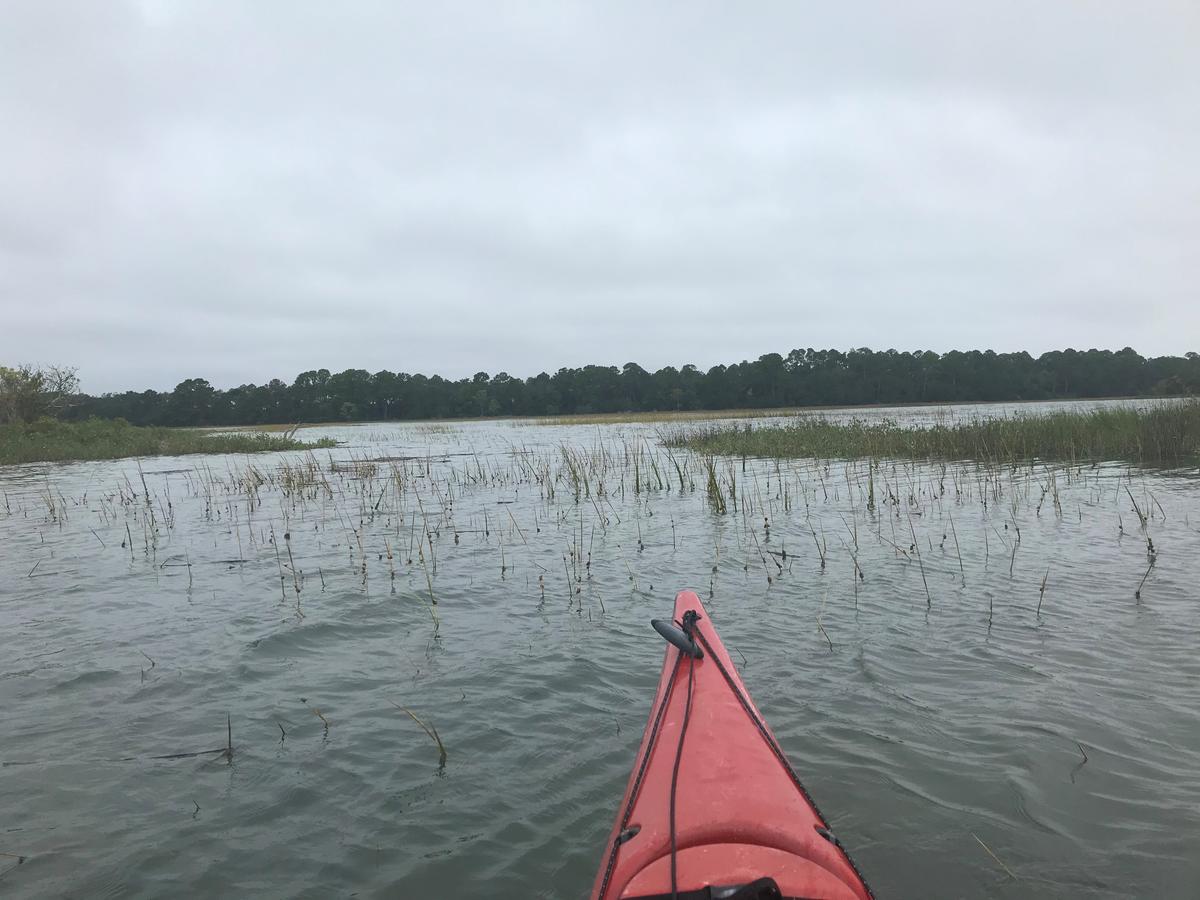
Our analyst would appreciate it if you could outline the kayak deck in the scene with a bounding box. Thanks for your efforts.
[591,591,873,900]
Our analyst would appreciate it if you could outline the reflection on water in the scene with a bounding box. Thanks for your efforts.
[2,401,1198,898]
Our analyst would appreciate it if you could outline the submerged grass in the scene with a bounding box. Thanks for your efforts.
[663,401,1200,465]
[0,418,337,465]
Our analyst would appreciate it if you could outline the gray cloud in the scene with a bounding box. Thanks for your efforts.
[2,0,1197,392]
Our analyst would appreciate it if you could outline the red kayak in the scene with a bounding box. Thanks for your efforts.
[591,591,874,900]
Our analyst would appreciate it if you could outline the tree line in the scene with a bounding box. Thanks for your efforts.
[45,347,1200,427]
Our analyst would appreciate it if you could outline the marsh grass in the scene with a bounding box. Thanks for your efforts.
[664,401,1200,465]
[0,418,337,465]
[391,701,447,771]
[532,407,806,426]
[212,422,323,433]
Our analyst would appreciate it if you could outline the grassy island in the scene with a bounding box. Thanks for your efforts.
[0,417,336,465]
[663,401,1200,465]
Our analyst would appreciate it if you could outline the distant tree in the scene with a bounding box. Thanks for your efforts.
[166,378,216,426]
[0,364,79,423]
[329,369,373,420]
[372,370,401,418]
[621,363,651,409]
[524,372,559,415]
[490,372,521,415]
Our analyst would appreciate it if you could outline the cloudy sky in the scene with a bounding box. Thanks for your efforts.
[2,1,1197,393]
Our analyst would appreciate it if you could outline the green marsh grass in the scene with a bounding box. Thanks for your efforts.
[0,417,337,465]
[531,407,804,426]
[663,401,1200,466]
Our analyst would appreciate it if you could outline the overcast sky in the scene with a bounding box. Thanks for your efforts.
[2,1,1197,393]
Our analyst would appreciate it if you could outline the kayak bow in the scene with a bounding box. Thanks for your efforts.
[591,591,874,900]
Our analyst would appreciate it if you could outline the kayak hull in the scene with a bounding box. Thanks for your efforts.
[591,591,872,900]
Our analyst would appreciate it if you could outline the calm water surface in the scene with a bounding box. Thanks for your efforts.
[2,402,1199,898]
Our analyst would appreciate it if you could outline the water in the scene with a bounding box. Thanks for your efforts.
[2,402,1199,898]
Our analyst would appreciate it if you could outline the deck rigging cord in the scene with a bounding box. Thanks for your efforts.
[668,611,700,898]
